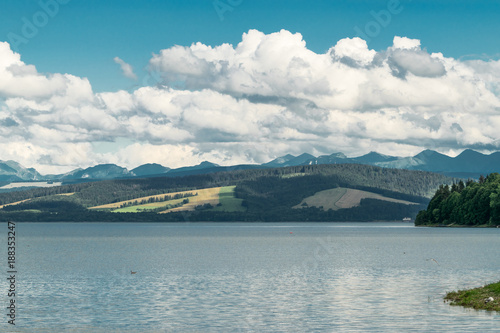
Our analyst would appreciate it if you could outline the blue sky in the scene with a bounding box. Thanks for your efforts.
[1,0,500,173]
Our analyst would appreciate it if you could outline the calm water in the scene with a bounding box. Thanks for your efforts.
[1,222,499,332]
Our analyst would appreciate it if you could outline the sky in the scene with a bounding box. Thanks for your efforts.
[1,0,500,174]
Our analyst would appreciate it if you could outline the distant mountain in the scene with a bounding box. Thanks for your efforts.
[165,161,265,177]
[264,153,315,167]
[374,149,500,177]
[167,161,220,175]
[263,154,296,167]
[43,168,83,181]
[352,152,398,164]
[55,161,259,182]
[286,153,316,166]
[411,149,454,171]
[372,150,451,172]
[131,163,170,177]
[452,149,500,174]
[62,164,130,180]
[2,149,500,185]
[304,152,349,165]
[268,149,500,178]
[282,151,399,168]
[0,160,42,182]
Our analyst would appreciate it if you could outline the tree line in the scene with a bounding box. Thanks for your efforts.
[415,173,500,226]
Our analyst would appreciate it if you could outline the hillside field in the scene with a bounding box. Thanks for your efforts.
[87,186,244,213]
[294,187,419,211]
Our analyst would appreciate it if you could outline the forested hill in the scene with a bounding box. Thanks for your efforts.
[0,164,454,222]
[0,164,452,206]
[415,173,500,227]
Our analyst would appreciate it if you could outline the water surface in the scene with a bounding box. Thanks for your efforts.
[1,222,499,332]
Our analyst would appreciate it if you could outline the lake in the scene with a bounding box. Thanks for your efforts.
[1,222,499,332]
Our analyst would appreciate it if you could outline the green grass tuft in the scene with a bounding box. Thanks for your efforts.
[444,281,500,312]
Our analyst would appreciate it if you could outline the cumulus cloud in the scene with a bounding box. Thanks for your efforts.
[1,31,500,174]
[113,57,137,80]
[149,29,332,101]
[148,31,472,112]
[0,42,94,103]
[330,37,376,67]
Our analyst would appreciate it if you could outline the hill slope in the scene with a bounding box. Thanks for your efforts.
[0,164,454,222]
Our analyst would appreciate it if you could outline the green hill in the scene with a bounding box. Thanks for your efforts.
[0,164,454,222]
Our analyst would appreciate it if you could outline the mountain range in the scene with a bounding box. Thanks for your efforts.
[1,149,500,184]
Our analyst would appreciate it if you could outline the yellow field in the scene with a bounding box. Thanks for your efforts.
[294,187,418,211]
[0,199,31,209]
[159,187,222,213]
[88,187,224,212]
[88,189,199,210]
[0,192,74,210]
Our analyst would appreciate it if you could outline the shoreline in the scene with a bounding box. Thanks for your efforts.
[445,281,500,312]
[416,223,500,228]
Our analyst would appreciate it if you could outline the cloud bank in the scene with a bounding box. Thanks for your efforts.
[1,30,500,173]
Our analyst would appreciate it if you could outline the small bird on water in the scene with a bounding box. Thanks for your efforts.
[131,270,137,274]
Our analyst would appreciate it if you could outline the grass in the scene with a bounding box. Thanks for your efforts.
[444,281,500,312]
[212,186,246,212]
[293,187,347,210]
[293,187,418,211]
[112,198,186,213]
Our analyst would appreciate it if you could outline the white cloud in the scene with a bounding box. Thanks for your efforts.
[392,36,421,50]
[113,57,137,80]
[147,30,461,111]
[0,42,93,102]
[1,31,500,174]
[330,37,376,67]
